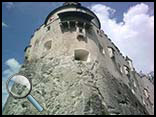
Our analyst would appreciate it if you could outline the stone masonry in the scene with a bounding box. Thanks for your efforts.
[3,2,154,115]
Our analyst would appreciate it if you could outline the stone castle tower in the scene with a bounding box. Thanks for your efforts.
[3,2,154,115]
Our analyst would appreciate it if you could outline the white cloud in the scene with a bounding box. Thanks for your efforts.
[4,2,14,9]
[90,3,154,73]
[5,58,21,73]
[2,22,8,28]
[2,58,21,109]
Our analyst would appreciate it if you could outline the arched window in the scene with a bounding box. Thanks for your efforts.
[74,49,89,62]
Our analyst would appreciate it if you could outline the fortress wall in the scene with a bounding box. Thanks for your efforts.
[20,3,154,115]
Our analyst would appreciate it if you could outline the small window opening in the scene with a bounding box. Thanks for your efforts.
[77,27,86,42]
[60,21,69,33]
[47,26,50,31]
[25,56,28,60]
[79,28,83,33]
[97,30,99,34]
[77,34,85,41]
[44,40,52,51]
[70,21,75,27]
[74,49,89,61]
[77,22,83,28]
[70,21,76,31]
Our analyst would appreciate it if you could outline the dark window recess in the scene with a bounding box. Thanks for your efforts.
[47,26,50,31]
[77,34,87,43]
[135,102,138,107]
[70,21,76,29]
[77,22,83,28]
[117,90,121,94]
[60,22,69,33]
[25,56,28,60]
[74,49,89,61]
[77,27,87,42]
[79,28,83,33]
[97,30,99,34]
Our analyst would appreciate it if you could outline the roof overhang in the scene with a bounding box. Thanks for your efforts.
[44,5,101,29]
[58,11,94,21]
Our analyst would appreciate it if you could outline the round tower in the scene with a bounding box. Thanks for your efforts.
[3,2,152,115]
[26,2,101,63]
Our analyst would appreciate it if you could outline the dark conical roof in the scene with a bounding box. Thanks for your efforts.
[44,2,101,29]
[63,2,81,6]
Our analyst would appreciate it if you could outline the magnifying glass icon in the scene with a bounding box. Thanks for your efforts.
[6,74,44,112]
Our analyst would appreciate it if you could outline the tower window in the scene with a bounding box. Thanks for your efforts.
[79,28,83,33]
[47,26,50,31]
[97,30,99,34]
[77,27,86,42]
[44,40,52,51]
[74,49,89,61]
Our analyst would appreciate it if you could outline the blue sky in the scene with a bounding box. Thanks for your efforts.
[2,2,154,110]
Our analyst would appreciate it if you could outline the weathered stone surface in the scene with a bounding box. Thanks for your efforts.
[3,2,154,115]
[3,57,150,115]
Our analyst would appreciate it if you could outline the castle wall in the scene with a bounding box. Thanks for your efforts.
[22,3,154,115]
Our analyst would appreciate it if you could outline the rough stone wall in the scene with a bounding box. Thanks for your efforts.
[3,56,149,115]
[3,3,154,115]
